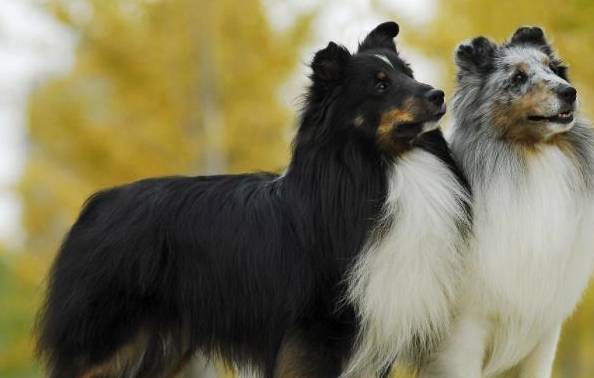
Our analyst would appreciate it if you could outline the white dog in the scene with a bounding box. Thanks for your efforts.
[421,27,594,377]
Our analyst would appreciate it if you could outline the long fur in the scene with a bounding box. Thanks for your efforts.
[36,22,471,378]
[421,27,594,378]
[343,147,470,376]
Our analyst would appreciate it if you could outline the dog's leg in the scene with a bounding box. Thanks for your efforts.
[516,325,561,378]
[77,330,150,378]
[418,314,487,378]
[274,329,351,378]
[76,329,195,378]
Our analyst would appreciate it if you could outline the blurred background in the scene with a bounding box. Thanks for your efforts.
[0,0,593,377]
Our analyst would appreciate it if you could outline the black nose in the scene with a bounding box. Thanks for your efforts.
[558,85,577,104]
[425,89,445,107]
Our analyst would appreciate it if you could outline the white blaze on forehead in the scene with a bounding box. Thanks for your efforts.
[373,54,394,69]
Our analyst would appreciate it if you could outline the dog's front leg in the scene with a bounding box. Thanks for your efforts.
[517,325,561,378]
[418,314,487,378]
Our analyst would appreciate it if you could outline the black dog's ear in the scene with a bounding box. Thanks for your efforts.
[311,42,351,82]
[358,21,399,52]
[509,26,552,55]
[455,36,497,75]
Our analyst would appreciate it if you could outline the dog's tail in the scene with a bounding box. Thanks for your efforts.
[36,188,191,378]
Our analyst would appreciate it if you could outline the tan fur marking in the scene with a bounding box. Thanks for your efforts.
[376,98,418,154]
[542,132,580,161]
[515,63,529,73]
[80,331,149,378]
[274,335,311,378]
[377,98,415,138]
[491,82,559,145]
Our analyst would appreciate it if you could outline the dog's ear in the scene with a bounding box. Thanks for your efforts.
[509,26,553,55]
[311,42,351,83]
[455,36,497,75]
[358,21,399,52]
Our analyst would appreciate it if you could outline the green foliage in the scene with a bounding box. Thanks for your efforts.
[22,0,312,257]
[0,252,44,377]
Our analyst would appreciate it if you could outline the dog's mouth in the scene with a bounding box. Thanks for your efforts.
[395,106,446,138]
[428,103,447,122]
[428,108,447,123]
[527,110,574,125]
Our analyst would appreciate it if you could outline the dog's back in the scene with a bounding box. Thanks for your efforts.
[37,173,322,377]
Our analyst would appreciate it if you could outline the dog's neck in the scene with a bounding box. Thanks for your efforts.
[281,134,388,266]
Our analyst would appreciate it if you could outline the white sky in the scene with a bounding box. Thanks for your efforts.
[0,0,436,247]
[0,0,74,247]
[266,0,439,85]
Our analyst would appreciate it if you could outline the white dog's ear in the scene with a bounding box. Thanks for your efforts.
[509,26,552,54]
[455,36,497,76]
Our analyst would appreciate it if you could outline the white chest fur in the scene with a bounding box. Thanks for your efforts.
[343,149,470,376]
[468,146,594,375]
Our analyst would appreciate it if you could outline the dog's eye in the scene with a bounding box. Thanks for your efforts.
[512,71,528,85]
[375,81,388,92]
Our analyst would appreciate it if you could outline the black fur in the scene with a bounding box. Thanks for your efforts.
[37,22,469,378]
[456,27,569,82]
[455,36,498,76]
[509,26,551,54]
[507,26,569,80]
[358,21,399,52]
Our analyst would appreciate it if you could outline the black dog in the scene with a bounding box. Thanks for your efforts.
[37,22,471,378]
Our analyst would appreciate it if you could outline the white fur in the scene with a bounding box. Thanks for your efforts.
[423,146,594,377]
[422,121,439,133]
[343,149,470,376]
[517,325,561,378]
[373,54,394,69]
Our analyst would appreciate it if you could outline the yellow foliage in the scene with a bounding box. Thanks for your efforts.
[402,0,594,117]
[3,0,311,376]
[21,0,311,254]
[4,0,594,376]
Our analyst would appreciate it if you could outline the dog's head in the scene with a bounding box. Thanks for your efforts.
[454,27,577,144]
[304,22,446,156]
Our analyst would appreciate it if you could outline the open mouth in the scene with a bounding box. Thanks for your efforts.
[528,110,574,124]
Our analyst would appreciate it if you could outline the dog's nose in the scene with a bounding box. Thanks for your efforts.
[558,85,577,104]
[426,89,445,107]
